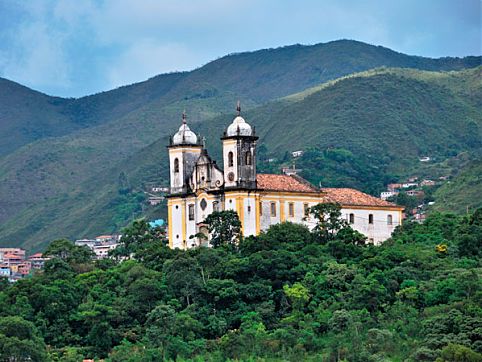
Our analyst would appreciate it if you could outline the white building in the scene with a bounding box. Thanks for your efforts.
[380,191,399,200]
[166,105,403,248]
[92,244,118,259]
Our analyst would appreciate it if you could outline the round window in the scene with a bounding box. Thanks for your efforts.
[228,172,235,181]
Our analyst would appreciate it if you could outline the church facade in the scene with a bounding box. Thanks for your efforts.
[166,106,403,249]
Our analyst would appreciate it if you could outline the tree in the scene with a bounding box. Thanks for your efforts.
[205,210,242,248]
[109,340,161,362]
[118,171,131,195]
[437,343,482,362]
[309,203,348,243]
[456,208,482,258]
[145,304,176,360]
[112,219,167,260]
[283,282,310,326]
[0,316,47,361]
[43,238,94,264]
[163,254,203,306]
[336,226,367,245]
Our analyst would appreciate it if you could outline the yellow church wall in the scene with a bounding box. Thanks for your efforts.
[168,189,402,247]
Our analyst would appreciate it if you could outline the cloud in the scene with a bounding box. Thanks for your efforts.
[0,17,71,93]
[106,40,199,88]
[0,1,74,94]
[0,0,479,97]
[76,0,250,49]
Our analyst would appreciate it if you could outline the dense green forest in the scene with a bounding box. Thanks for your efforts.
[1,206,481,361]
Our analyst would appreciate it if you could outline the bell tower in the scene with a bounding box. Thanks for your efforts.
[167,112,202,194]
[221,102,258,189]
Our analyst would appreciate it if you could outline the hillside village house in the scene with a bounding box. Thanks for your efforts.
[167,105,403,248]
[0,248,47,281]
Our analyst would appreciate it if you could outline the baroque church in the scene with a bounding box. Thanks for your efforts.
[167,104,403,249]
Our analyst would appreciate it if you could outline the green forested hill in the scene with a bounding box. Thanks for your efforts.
[1,66,480,251]
[1,39,480,157]
[0,78,71,156]
[0,211,481,360]
[433,160,482,214]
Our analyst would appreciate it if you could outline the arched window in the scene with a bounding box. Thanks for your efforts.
[174,158,179,173]
[368,214,374,224]
[245,151,252,165]
[228,151,234,167]
[387,215,393,225]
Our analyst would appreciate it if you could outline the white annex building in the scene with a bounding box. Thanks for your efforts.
[167,105,403,249]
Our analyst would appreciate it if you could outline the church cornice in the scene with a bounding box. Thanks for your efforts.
[220,134,259,141]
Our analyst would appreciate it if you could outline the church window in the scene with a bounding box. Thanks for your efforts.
[259,201,262,215]
[387,215,393,225]
[213,201,219,211]
[245,151,252,165]
[228,152,234,167]
[304,203,310,217]
[200,198,207,211]
[349,213,355,224]
[247,205,251,213]
[270,202,276,217]
[288,202,294,217]
[174,158,179,173]
[369,214,374,224]
[188,204,195,220]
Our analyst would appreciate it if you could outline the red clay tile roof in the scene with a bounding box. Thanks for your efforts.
[3,253,22,258]
[257,174,319,193]
[322,188,401,208]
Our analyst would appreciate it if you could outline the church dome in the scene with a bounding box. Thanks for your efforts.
[226,115,253,137]
[225,102,253,137]
[172,113,198,145]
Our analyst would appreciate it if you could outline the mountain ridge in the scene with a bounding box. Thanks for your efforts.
[1,39,480,157]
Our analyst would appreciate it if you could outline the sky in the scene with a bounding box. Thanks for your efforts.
[0,0,480,98]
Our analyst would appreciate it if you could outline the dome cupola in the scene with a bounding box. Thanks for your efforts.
[225,102,253,137]
[171,112,198,145]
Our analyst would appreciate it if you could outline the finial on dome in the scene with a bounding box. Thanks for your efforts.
[182,110,187,124]
[236,101,241,116]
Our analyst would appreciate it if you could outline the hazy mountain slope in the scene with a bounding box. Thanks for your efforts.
[0,78,71,155]
[2,67,480,251]
[0,72,188,156]
[1,39,480,157]
[432,160,482,214]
